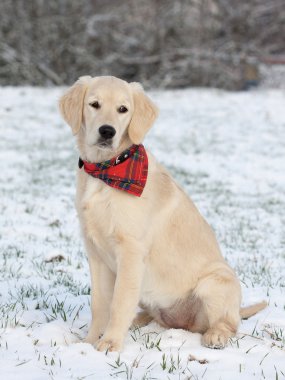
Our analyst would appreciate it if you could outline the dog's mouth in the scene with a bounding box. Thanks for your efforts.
[96,139,113,150]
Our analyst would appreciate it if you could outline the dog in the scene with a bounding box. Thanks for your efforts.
[59,76,266,352]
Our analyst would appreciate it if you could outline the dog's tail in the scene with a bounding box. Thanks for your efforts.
[240,301,267,319]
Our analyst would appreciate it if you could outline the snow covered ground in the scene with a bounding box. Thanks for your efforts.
[0,86,284,380]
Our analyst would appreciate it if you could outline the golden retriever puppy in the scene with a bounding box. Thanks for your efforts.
[59,76,266,352]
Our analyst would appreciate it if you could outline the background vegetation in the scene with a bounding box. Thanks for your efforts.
[1,0,284,89]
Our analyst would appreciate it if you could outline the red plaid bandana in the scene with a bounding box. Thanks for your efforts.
[78,144,148,197]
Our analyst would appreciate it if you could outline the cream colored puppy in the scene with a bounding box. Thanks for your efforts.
[59,76,266,352]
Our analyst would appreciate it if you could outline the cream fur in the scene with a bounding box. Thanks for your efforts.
[59,76,266,352]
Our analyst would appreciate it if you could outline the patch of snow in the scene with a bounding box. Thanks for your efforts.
[0,86,284,379]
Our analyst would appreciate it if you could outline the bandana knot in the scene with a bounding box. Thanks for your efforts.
[79,144,148,197]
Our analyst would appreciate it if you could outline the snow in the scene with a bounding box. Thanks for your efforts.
[0,86,284,379]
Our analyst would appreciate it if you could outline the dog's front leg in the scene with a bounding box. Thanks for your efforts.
[96,239,145,352]
[84,239,115,345]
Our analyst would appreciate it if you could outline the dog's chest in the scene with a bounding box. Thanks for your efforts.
[78,177,124,266]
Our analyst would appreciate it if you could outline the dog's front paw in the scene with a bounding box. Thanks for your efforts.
[83,333,100,346]
[96,336,123,352]
[83,327,103,346]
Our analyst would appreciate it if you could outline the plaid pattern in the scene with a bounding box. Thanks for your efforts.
[79,144,148,197]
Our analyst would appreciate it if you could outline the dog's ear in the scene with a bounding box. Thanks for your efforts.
[128,82,159,144]
[59,76,91,135]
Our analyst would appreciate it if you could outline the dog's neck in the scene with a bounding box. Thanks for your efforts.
[76,131,134,163]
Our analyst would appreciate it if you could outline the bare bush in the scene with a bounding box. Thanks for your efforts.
[0,0,284,89]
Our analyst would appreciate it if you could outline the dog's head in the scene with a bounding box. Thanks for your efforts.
[59,76,158,160]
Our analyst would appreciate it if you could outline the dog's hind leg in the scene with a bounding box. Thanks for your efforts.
[131,310,153,328]
[194,263,241,349]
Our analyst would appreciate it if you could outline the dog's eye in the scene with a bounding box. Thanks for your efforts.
[118,105,128,113]
[90,101,100,109]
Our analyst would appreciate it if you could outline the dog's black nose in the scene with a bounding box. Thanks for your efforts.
[99,125,116,139]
